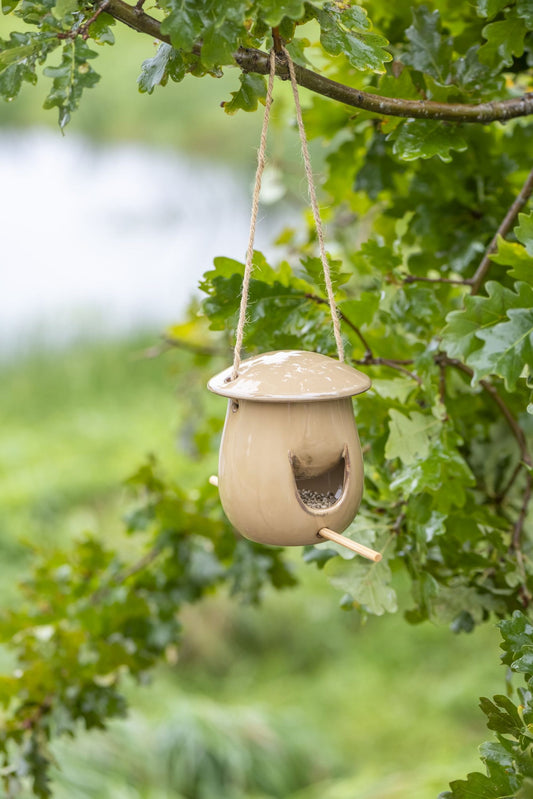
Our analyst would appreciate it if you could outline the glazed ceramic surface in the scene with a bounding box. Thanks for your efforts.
[218,397,364,545]
[208,351,371,547]
[208,350,371,401]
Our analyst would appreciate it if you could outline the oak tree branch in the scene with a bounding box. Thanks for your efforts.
[439,354,532,576]
[104,0,533,124]
[470,166,533,294]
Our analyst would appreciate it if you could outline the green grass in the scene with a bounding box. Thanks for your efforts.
[0,334,221,599]
[0,336,505,798]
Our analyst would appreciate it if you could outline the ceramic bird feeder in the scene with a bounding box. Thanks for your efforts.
[208,350,380,560]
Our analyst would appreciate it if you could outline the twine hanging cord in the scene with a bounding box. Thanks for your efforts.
[281,43,345,363]
[231,44,344,381]
[231,47,276,380]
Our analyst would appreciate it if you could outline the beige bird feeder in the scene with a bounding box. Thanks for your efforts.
[206,47,380,561]
[208,351,379,561]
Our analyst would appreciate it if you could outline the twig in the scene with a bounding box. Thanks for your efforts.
[439,354,532,587]
[353,356,423,385]
[57,0,110,39]
[392,511,406,535]
[308,291,424,383]
[305,293,372,358]
[162,335,224,358]
[440,356,531,468]
[102,0,533,124]
[19,698,53,731]
[90,545,162,605]
[403,275,471,285]
[513,472,532,550]
[80,0,110,38]
[470,167,533,294]
[496,460,525,502]
[271,27,283,54]
[438,361,448,421]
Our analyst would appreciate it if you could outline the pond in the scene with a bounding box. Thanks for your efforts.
[0,128,279,353]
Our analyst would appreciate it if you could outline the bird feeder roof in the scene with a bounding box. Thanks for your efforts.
[207,350,371,402]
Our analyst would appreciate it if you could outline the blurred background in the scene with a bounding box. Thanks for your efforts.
[1,17,504,799]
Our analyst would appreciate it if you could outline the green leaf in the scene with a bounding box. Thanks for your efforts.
[325,557,397,616]
[515,212,533,257]
[441,281,529,361]
[0,32,42,100]
[138,44,185,94]
[200,253,340,353]
[517,779,533,799]
[390,437,475,512]
[0,43,36,69]
[1,0,20,12]
[499,611,533,665]
[302,545,338,569]
[479,13,527,68]
[223,72,267,114]
[468,283,533,390]
[257,0,305,26]
[43,40,100,128]
[86,12,115,45]
[517,0,533,27]
[201,21,237,68]
[338,292,380,329]
[385,410,440,465]
[297,254,349,292]
[371,378,415,403]
[511,645,533,674]
[317,4,391,73]
[0,59,37,99]
[476,0,511,18]
[159,2,202,52]
[445,770,514,799]
[0,675,17,708]
[53,0,77,18]
[480,694,523,735]
[390,120,468,163]
[285,36,312,66]
[401,7,453,85]
[489,237,532,284]
[451,45,502,92]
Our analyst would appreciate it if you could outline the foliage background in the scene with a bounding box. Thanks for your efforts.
[1,0,533,797]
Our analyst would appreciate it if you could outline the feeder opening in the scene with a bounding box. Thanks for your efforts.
[291,450,346,511]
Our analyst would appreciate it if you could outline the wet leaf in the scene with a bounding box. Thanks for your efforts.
[325,557,397,616]
[401,6,453,84]
[479,13,527,68]
[223,73,267,114]
[385,409,440,465]
[390,120,468,163]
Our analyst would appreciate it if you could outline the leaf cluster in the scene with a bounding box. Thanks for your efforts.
[442,612,533,799]
[0,458,296,796]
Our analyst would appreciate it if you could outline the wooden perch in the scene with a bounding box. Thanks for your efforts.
[318,527,382,562]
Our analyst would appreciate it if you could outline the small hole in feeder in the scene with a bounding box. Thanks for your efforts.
[292,451,345,511]
[231,400,239,413]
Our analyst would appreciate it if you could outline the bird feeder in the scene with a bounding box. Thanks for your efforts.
[208,350,379,560]
[205,50,380,560]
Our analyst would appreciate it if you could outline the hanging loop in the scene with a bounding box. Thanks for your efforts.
[231,49,277,381]
[231,43,345,380]
[281,44,344,363]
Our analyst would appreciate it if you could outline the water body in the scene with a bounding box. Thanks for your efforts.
[0,129,279,353]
